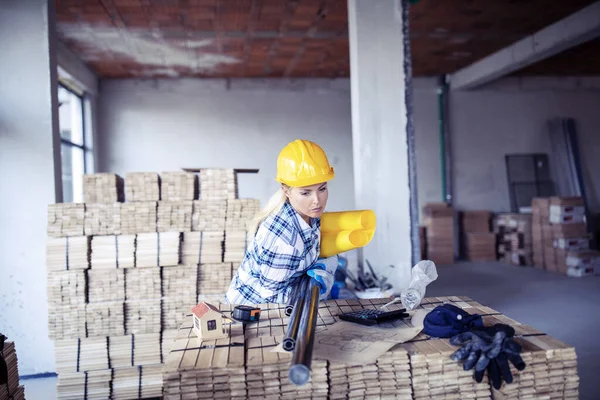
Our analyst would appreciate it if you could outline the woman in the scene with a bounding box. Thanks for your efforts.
[225,139,339,305]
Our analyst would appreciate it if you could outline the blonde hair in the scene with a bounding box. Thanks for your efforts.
[247,186,289,237]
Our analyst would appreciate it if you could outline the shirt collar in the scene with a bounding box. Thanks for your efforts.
[283,202,320,236]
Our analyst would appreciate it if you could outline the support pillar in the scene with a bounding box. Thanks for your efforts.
[0,0,60,374]
[348,0,418,292]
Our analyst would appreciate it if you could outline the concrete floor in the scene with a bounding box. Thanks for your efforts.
[22,261,600,399]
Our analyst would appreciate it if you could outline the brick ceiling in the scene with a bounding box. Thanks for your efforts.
[55,0,598,79]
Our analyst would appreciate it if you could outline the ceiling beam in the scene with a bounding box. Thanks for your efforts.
[449,1,600,90]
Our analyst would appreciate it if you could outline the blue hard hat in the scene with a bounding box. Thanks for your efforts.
[422,304,483,338]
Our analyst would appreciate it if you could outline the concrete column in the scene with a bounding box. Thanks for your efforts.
[348,0,418,292]
[0,0,60,374]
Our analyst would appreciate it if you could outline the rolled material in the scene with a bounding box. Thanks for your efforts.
[289,277,320,386]
[282,278,308,351]
[319,210,376,258]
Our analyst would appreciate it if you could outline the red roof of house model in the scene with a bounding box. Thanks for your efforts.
[191,302,222,318]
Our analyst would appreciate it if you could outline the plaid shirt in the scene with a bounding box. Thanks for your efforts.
[225,201,321,305]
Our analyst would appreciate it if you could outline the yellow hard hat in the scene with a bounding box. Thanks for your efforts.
[276,139,335,187]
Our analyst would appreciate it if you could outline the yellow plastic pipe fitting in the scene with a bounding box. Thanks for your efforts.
[319,210,376,258]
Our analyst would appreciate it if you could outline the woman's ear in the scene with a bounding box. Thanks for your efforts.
[282,185,291,199]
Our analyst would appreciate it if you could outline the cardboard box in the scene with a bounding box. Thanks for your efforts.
[554,237,590,251]
[552,223,587,238]
[549,196,585,207]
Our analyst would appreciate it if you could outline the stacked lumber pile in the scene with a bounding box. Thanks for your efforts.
[125,172,160,202]
[161,296,579,399]
[460,210,495,261]
[0,335,25,400]
[422,203,455,264]
[192,200,227,231]
[226,199,261,230]
[48,203,85,237]
[495,213,533,266]
[84,203,121,235]
[157,201,193,232]
[83,173,125,203]
[47,170,258,399]
[160,172,197,201]
[199,168,238,200]
[120,201,157,234]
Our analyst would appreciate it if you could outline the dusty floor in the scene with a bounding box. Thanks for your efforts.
[22,261,600,399]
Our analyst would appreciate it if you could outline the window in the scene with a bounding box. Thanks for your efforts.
[58,84,93,203]
[207,319,217,331]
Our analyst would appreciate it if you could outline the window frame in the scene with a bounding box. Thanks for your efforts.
[58,83,92,202]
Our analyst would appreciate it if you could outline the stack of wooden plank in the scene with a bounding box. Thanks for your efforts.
[83,173,125,203]
[91,235,118,269]
[47,270,87,306]
[162,318,247,399]
[125,267,161,300]
[198,263,234,296]
[157,201,193,232]
[0,336,25,400]
[199,168,238,200]
[181,231,224,264]
[226,199,260,230]
[163,265,198,330]
[48,203,85,237]
[422,203,455,264]
[125,172,160,202]
[84,203,121,235]
[160,297,579,399]
[136,232,180,267]
[192,200,227,231]
[56,369,112,400]
[160,172,197,201]
[113,365,164,399]
[117,235,136,268]
[85,302,125,337]
[224,230,248,262]
[120,201,157,234]
[46,236,90,271]
[125,299,162,335]
[48,304,87,340]
[87,269,125,303]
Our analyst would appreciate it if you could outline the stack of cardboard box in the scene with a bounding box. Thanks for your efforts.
[460,211,496,261]
[422,203,455,264]
[495,214,533,266]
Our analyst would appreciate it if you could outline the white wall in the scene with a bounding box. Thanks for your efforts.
[0,0,59,374]
[97,78,355,212]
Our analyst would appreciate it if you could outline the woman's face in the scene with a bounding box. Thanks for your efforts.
[284,182,329,222]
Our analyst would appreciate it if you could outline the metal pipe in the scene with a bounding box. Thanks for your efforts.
[282,278,308,351]
[284,277,302,316]
[288,276,320,386]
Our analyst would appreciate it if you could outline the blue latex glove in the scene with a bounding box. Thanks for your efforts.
[307,256,338,300]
